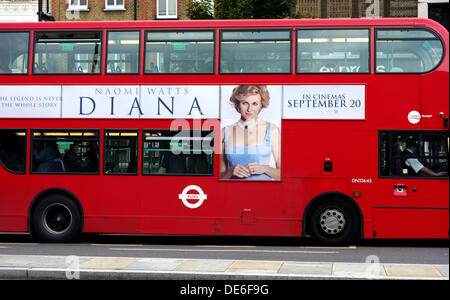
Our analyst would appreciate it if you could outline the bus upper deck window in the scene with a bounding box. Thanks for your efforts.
[375,29,444,73]
[107,31,140,74]
[220,30,291,74]
[145,30,215,74]
[0,32,29,74]
[33,31,102,74]
[296,29,369,74]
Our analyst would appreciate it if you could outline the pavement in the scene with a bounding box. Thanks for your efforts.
[0,254,448,280]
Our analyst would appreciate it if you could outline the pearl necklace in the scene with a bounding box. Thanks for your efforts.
[237,119,257,130]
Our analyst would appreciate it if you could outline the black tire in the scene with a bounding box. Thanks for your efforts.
[32,194,81,243]
[307,198,359,245]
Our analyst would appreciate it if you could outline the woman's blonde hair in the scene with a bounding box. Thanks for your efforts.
[229,85,270,112]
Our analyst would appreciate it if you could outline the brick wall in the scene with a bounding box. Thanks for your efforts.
[295,0,418,18]
[51,0,190,21]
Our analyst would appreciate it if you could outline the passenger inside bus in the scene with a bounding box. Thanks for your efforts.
[63,143,86,172]
[32,141,65,173]
[397,138,447,177]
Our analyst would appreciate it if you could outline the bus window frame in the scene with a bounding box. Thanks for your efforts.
[219,28,293,75]
[30,128,101,175]
[105,30,141,75]
[0,31,30,76]
[0,128,27,174]
[141,128,215,177]
[374,27,445,75]
[143,29,216,75]
[32,30,103,75]
[295,27,371,75]
[103,128,140,176]
[378,130,449,179]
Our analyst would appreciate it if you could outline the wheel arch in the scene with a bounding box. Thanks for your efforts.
[302,191,364,238]
[28,188,85,235]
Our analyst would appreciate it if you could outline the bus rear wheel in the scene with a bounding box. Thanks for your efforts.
[307,199,359,245]
[32,195,81,243]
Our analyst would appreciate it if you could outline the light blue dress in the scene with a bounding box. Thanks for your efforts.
[224,123,272,180]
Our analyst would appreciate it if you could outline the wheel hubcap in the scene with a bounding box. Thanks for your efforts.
[319,208,346,235]
[42,204,72,235]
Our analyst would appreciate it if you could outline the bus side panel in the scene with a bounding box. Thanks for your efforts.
[284,125,378,237]
[0,170,29,232]
[372,178,449,238]
[373,207,449,238]
[421,70,449,129]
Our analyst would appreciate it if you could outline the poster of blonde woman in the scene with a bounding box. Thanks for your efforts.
[220,85,282,180]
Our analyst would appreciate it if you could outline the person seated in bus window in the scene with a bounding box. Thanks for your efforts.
[183,61,198,73]
[161,142,188,174]
[200,57,213,73]
[33,141,64,173]
[0,141,22,171]
[83,142,99,173]
[64,143,86,172]
[149,62,159,73]
[399,138,447,177]
[220,85,281,180]
[0,60,11,73]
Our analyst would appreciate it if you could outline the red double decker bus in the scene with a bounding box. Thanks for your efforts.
[0,18,448,244]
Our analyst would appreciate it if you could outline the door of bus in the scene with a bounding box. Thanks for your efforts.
[374,131,449,238]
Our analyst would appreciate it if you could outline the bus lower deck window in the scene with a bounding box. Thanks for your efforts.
[31,130,100,174]
[0,129,27,173]
[379,131,449,177]
[142,130,214,176]
[104,130,139,175]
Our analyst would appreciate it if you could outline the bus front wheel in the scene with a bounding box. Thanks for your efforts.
[307,198,359,245]
[32,195,81,243]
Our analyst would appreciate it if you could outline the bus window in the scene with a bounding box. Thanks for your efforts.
[31,130,100,174]
[297,29,369,74]
[0,129,27,173]
[104,130,138,175]
[0,32,29,74]
[376,29,444,73]
[106,31,140,74]
[220,30,291,74]
[145,30,215,74]
[33,31,102,74]
[379,131,449,178]
[142,130,214,176]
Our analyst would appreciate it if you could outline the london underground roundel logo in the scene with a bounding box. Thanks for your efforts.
[179,185,207,209]
[408,110,421,124]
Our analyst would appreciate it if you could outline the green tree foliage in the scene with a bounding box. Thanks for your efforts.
[215,0,254,19]
[215,0,298,19]
[253,0,298,19]
[186,0,214,20]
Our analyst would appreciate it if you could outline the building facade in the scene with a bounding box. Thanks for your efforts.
[47,0,431,21]
[50,0,191,21]
[295,0,420,18]
[0,0,38,22]
[1,0,447,28]
[417,0,449,30]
